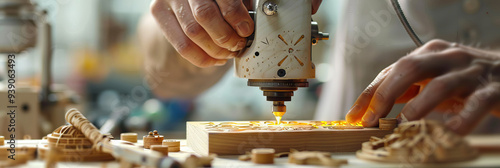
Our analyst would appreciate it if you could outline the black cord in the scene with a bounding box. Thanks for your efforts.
[391,0,423,47]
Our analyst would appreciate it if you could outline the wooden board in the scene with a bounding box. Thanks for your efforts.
[187,121,392,155]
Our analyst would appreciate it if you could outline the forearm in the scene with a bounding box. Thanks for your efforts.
[137,13,231,99]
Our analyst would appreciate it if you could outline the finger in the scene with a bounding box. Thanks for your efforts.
[188,0,246,51]
[216,0,254,37]
[312,0,322,14]
[446,83,500,135]
[412,39,453,54]
[394,85,420,104]
[151,0,226,67]
[401,65,486,121]
[361,48,472,127]
[169,0,238,60]
[346,64,393,123]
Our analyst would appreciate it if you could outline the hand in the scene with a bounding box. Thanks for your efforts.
[346,39,500,135]
[150,0,254,67]
[150,0,323,68]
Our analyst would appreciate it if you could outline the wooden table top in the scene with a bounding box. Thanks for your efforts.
[3,135,500,168]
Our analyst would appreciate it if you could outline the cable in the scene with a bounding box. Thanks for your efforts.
[391,0,423,47]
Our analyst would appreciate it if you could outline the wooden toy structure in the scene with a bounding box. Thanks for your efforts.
[38,125,114,161]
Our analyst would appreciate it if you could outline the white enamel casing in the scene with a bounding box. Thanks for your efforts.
[235,0,314,79]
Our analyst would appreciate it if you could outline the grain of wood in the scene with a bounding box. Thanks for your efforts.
[379,118,397,130]
[288,150,348,166]
[357,119,478,163]
[163,140,180,147]
[143,131,164,149]
[150,145,168,156]
[187,121,392,155]
[168,146,181,152]
[0,136,4,146]
[251,148,275,164]
[379,118,397,124]
[120,133,138,143]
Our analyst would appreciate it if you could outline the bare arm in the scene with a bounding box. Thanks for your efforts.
[137,12,231,99]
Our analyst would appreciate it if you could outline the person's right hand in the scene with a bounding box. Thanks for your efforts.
[150,0,254,67]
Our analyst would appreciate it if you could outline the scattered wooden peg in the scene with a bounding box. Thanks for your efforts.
[251,148,275,164]
[150,145,169,156]
[288,149,347,167]
[379,118,397,130]
[183,154,216,168]
[163,140,181,152]
[238,153,252,161]
[120,133,138,143]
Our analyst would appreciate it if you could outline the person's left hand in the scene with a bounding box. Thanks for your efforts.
[346,39,500,135]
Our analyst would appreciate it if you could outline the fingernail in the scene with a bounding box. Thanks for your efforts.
[236,21,250,36]
[348,104,359,113]
[214,60,227,66]
[362,109,375,125]
[231,39,246,51]
[346,105,359,123]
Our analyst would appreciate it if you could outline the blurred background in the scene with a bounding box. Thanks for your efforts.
[0,0,343,138]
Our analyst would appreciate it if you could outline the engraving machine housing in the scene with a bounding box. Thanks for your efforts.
[234,0,328,117]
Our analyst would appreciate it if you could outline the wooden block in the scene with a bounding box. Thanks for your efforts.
[163,140,180,147]
[143,131,164,149]
[379,124,397,131]
[150,145,168,156]
[187,121,392,155]
[121,133,138,143]
[0,136,4,146]
[379,118,397,124]
[163,140,180,152]
[251,148,275,164]
[379,118,397,130]
[168,146,181,152]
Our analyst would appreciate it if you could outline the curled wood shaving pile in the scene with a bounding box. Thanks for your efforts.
[357,119,478,163]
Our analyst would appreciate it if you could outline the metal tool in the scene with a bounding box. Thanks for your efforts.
[235,0,328,123]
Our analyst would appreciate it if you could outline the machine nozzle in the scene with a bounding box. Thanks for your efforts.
[272,101,286,124]
[247,79,308,124]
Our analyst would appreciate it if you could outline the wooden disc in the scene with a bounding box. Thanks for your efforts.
[143,135,164,149]
[379,118,397,130]
[120,133,138,143]
[168,146,180,152]
[0,136,4,146]
[162,140,180,147]
[379,124,397,131]
[379,118,397,124]
[150,145,169,156]
[251,148,275,164]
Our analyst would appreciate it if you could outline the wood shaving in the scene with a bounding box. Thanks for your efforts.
[357,119,478,163]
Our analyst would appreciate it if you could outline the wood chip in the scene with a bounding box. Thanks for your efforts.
[150,145,168,156]
[357,119,478,163]
[251,148,275,164]
[120,133,138,143]
[289,150,347,167]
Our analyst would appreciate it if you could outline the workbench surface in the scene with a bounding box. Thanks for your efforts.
[6,136,500,168]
